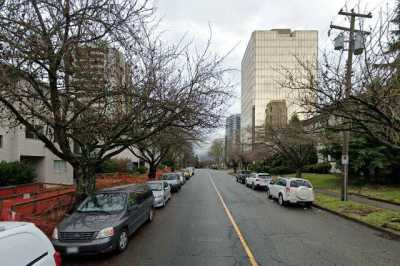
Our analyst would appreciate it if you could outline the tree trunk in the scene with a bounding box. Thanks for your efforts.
[296,168,302,179]
[76,164,97,197]
[148,163,157,179]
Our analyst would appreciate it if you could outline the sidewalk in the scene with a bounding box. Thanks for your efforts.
[316,189,400,212]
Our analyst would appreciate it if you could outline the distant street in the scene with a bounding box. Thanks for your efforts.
[65,169,400,266]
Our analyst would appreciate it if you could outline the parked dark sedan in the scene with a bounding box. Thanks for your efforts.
[52,184,154,255]
[236,170,252,184]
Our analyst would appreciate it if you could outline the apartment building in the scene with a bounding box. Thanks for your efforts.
[0,125,74,184]
[70,46,132,114]
[225,114,241,163]
[241,29,318,151]
[0,46,140,184]
[71,46,143,169]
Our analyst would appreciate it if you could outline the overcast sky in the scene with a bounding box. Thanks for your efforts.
[153,0,389,156]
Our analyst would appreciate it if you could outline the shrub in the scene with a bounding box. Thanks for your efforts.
[113,159,131,172]
[136,165,147,174]
[99,159,133,173]
[269,166,294,175]
[303,162,332,174]
[0,161,37,186]
[99,160,118,173]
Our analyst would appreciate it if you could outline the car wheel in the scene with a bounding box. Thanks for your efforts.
[305,202,312,208]
[252,183,256,190]
[117,229,128,253]
[147,208,154,222]
[266,189,272,199]
[278,194,285,206]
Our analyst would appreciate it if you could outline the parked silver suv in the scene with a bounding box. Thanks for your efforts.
[160,173,182,192]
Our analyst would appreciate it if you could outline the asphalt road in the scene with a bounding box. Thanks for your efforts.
[64,169,400,266]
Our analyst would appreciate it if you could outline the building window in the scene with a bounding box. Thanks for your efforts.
[54,160,67,173]
[0,135,2,148]
[25,126,43,139]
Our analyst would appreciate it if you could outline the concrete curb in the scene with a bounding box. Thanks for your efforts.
[312,203,400,240]
[348,192,400,207]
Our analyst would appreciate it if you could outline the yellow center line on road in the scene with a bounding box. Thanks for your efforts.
[208,173,259,266]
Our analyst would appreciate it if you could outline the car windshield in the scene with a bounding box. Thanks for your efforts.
[161,174,178,180]
[148,182,163,191]
[258,175,271,179]
[290,180,312,188]
[77,193,126,213]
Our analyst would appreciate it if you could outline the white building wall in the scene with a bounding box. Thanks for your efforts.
[112,148,141,162]
[0,126,73,185]
[112,147,149,169]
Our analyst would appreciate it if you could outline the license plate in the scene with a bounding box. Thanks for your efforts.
[66,247,79,254]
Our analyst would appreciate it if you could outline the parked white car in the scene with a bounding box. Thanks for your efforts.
[183,168,192,179]
[177,172,186,185]
[187,167,195,176]
[147,180,171,207]
[267,177,314,207]
[246,173,272,190]
[0,222,62,266]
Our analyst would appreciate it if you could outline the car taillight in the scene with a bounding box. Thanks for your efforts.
[285,187,291,193]
[53,251,62,266]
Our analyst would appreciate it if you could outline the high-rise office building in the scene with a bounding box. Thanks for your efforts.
[225,114,241,163]
[265,100,288,129]
[241,29,318,151]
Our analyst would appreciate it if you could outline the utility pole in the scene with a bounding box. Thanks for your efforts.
[330,9,372,201]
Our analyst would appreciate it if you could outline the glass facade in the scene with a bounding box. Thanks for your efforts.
[241,29,318,151]
[225,114,241,162]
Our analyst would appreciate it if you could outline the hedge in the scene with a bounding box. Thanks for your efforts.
[136,166,147,174]
[269,166,294,175]
[303,162,332,174]
[0,161,37,186]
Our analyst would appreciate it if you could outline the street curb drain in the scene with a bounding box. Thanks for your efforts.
[312,203,400,240]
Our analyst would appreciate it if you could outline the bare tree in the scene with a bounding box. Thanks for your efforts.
[128,128,197,179]
[0,0,233,195]
[225,144,242,173]
[259,115,316,178]
[208,138,224,168]
[280,6,400,150]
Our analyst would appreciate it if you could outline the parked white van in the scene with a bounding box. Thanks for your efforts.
[0,222,61,266]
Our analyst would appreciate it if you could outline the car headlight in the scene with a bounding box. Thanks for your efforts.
[96,227,114,239]
[52,227,58,240]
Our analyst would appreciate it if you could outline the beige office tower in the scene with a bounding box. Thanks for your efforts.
[241,29,318,151]
[265,100,288,129]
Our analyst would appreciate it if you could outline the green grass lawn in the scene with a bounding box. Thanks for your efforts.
[315,194,400,233]
[349,186,400,205]
[287,173,400,204]
[287,173,341,190]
